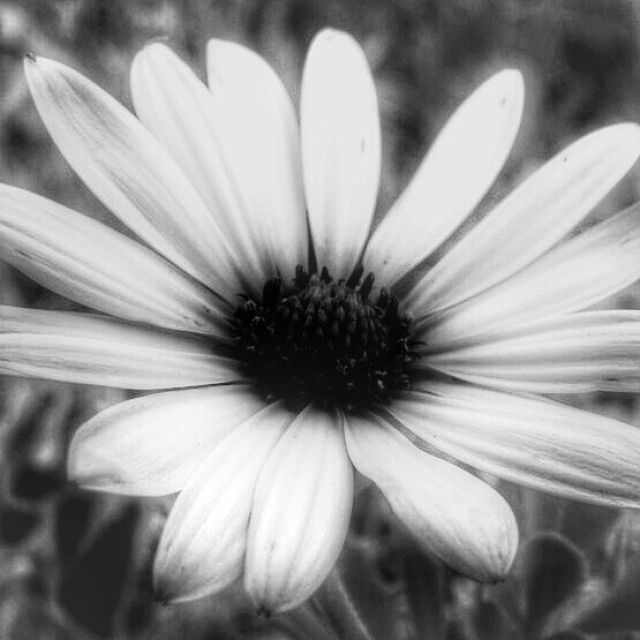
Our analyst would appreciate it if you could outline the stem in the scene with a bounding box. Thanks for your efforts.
[311,569,375,640]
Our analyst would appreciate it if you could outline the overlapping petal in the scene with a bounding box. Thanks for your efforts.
[153,403,293,602]
[244,407,353,614]
[68,385,264,496]
[345,412,518,581]
[0,306,239,389]
[422,311,640,393]
[301,29,381,278]
[409,124,640,315]
[0,185,226,335]
[363,69,524,286]
[423,202,640,343]
[25,55,242,298]
[391,383,640,507]
[207,38,309,282]
[12,28,640,615]
[132,42,306,287]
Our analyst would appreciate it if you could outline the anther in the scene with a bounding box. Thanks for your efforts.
[294,265,310,289]
[231,264,416,411]
[346,265,364,289]
[262,278,281,307]
[360,273,375,299]
[320,266,333,283]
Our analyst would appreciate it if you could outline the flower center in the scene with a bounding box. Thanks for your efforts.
[230,265,415,412]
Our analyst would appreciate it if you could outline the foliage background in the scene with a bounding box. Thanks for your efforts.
[2,0,640,638]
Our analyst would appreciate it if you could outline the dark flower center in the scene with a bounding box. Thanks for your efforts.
[230,264,416,412]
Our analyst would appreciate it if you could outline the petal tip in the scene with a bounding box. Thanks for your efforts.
[245,588,297,617]
[497,67,524,85]
[467,498,519,583]
[23,53,56,74]
[489,528,519,582]
[140,40,171,57]
[132,42,173,76]
[151,571,198,606]
[599,121,640,153]
[151,557,184,605]
[65,432,123,494]
[489,67,525,105]
[310,28,359,54]
[151,576,175,606]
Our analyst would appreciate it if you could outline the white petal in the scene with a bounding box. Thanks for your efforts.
[301,29,381,277]
[344,412,517,581]
[392,383,640,508]
[410,124,640,315]
[0,306,239,389]
[0,185,226,335]
[25,55,242,298]
[423,310,640,393]
[207,39,308,282]
[244,407,353,614]
[153,403,293,602]
[363,69,523,286]
[68,385,264,496]
[425,202,640,343]
[131,44,307,287]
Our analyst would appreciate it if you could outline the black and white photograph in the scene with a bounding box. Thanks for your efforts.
[1,1,640,638]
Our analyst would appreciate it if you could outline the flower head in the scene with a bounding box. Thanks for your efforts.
[4,28,640,614]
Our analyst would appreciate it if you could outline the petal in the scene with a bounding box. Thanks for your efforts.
[25,55,241,298]
[0,306,239,389]
[244,407,353,614]
[0,185,226,335]
[153,403,293,602]
[207,39,308,281]
[344,412,518,581]
[423,310,640,394]
[301,29,381,277]
[392,383,640,508]
[131,43,307,287]
[68,385,264,496]
[363,69,524,286]
[409,123,640,315]
[424,202,640,343]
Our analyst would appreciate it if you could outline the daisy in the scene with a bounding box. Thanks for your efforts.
[3,28,640,615]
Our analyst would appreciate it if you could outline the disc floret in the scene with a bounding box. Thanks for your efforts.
[231,265,415,411]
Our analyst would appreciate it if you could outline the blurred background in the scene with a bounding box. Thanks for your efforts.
[2,0,640,638]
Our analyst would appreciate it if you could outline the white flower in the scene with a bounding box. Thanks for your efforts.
[3,28,640,614]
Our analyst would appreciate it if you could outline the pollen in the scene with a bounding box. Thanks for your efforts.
[230,265,416,412]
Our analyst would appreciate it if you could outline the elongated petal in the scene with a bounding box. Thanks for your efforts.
[301,29,381,277]
[68,385,264,496]
[344,413,517,581]
[410,124,640,315]
[153,403,293,602]
[392,383,640,507]
[244,407,353,614]
[132,43,306,287]
[207,39,308,281]
[0,185,226,335]
[25,55,241,297]
[424,203,640,343]
[423,311,640,393]
[0,306,238,389]
[363,69,523,286]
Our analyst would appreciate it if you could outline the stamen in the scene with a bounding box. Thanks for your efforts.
[230,265,416,412]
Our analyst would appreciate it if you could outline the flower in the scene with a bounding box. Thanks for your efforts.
[3,27,640,615]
